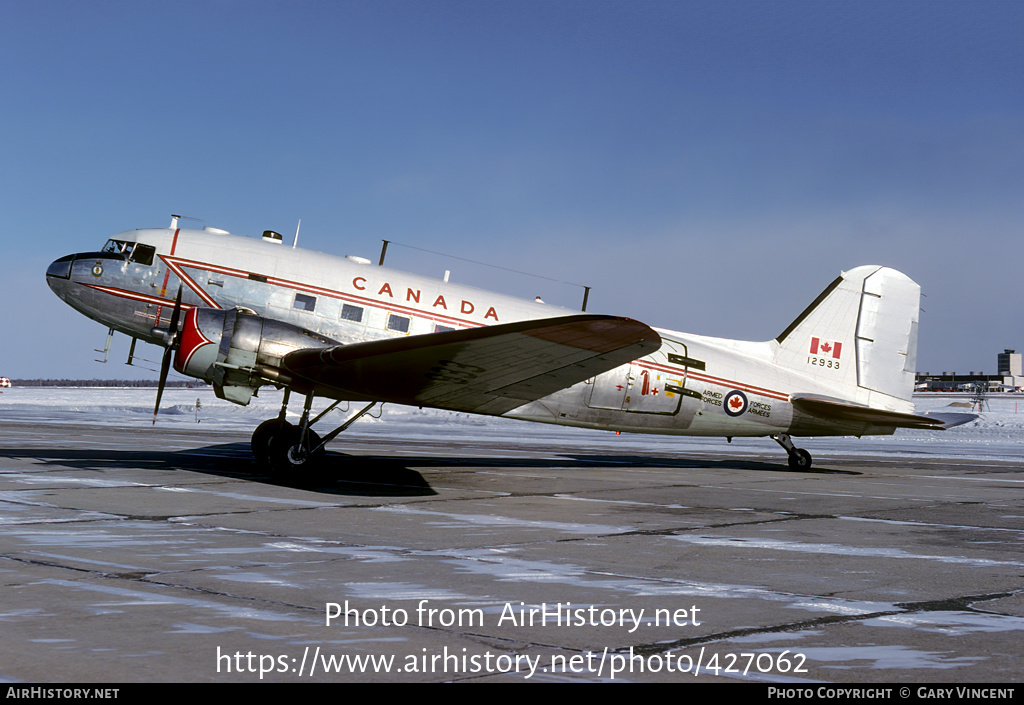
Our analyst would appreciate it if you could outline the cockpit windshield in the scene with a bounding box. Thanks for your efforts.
[102,239,156,266]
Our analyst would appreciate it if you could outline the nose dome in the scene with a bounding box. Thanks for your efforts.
[46,254,75,280]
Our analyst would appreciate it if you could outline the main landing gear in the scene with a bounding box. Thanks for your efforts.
[251,389,379,482]
[771,433,813,470]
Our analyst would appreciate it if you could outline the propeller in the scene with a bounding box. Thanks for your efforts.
[153,286,184,424]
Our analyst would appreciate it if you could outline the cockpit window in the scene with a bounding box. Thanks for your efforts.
[101,239,155,265]
[102,239,130,256]
[131,244,155,266]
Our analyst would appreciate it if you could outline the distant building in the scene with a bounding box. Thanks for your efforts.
[997,349,1022,377]
[916,349,1024,392]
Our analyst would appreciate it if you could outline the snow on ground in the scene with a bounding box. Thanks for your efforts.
[1,386,1021,462]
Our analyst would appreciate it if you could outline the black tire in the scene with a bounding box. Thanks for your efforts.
[251,419,293,467]
[268,426,325,484]
[788,448,813,470]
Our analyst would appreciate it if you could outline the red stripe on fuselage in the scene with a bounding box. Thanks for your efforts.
[85,284,195,311]
[161,255,488,330]
[154,228,181,323]
[159,257,221,308]
[634,359,790,402]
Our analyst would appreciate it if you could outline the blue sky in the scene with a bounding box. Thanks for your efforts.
[2,0,1022,379]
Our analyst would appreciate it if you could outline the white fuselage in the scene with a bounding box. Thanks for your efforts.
[48,226,898,439]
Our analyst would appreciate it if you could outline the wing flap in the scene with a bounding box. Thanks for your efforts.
[790,394,973,429]
[283,315,661,414]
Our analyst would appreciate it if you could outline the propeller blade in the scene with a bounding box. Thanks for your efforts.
[166,286,184,344]
[153,287,184,424]
[153,347,173,424]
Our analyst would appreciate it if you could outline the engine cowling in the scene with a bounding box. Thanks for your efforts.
[173,307,338,405]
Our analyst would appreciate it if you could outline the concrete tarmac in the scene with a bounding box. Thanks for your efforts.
[2,418,1023,683]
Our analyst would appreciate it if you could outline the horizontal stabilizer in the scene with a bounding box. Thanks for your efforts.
[790,394,973,430]
[916,412,977,429]
[283,315,661,415]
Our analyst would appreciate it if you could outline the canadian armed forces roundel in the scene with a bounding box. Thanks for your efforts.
[723,389,748,417]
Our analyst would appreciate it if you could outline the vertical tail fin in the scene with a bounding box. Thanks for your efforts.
[773,266,920,406]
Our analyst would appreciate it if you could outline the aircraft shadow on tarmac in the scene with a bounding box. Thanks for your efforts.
[0,442,860,497]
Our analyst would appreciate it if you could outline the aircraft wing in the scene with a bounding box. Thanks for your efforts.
[790,394,976,430]
[282,314,661,415]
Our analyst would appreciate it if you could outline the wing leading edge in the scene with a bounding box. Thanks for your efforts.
[282,314,662,415]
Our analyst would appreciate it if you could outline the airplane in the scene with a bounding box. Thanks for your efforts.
[45,216,971,479]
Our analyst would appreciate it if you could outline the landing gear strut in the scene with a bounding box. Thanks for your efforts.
[251,391,380,482]
[771,433,813,470]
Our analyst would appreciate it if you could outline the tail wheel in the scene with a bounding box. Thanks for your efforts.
[788,448,813,470]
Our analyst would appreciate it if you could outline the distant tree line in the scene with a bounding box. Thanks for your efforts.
[10,379,208,388]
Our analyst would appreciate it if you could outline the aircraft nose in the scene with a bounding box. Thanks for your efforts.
[46,254,75,280]
[45,254,81,303]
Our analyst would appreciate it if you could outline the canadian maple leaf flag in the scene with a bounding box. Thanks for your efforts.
[810,337,842,359]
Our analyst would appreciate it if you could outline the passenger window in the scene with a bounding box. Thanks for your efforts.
[294,293,317,312]
[387,314,410,333]
[434,324,455,333]
[341,304,363,322]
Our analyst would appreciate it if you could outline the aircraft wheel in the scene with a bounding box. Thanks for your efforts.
[251,419,293,467]
[268,427,325,484]
[788,448,813,471]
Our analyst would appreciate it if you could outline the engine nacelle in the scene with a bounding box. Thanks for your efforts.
[174,307,338,405]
